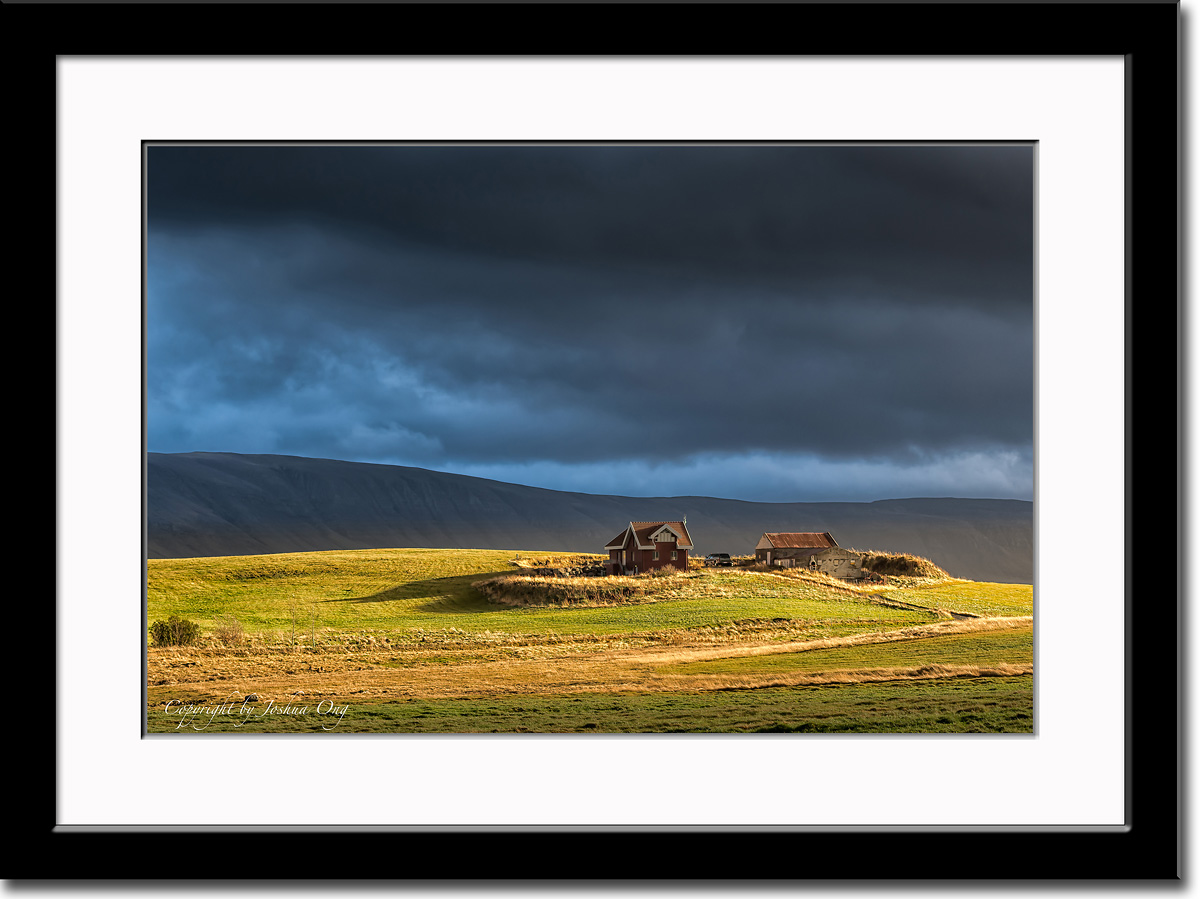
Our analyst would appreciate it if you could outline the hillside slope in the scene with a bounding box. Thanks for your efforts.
[147,452,1033,583]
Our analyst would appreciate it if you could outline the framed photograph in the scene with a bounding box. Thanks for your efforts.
[47,0,1177,883]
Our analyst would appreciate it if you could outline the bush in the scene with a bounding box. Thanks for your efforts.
[149,615,202,647]
[643,566,679,578]
[213,615,246,646]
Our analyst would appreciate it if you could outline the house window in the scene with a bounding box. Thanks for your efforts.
[671,550,677,560]
[653,551,659,560]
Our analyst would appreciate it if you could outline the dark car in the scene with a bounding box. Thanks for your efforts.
[704,553,732,567]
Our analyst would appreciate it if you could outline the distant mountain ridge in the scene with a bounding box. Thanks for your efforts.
[147,452,1034,584]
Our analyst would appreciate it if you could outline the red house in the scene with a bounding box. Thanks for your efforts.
[603,520,693,575]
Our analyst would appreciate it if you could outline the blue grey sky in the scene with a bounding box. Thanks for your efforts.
[146,144,1034,503]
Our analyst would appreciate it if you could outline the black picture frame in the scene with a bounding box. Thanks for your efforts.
[42,0,1179,883]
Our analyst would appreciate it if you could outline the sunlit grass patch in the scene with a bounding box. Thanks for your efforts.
[663,625,1033,677]
[147,548,523,636]
[878,580,1033,617]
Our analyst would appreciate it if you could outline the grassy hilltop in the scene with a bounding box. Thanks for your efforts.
[146,548,1032,734]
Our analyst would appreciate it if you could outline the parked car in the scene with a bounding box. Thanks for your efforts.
[704,553,732,567]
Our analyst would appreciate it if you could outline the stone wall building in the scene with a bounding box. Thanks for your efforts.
[755,532,866,580]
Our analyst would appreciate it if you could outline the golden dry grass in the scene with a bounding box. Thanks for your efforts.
[147,614,1032,709]
[474,573,649,607]
[855,549,951,579]
[509,552,608,569]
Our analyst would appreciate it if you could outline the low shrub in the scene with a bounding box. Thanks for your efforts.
[149,615,202,647]
[643,566,680,578]
[213,615,246,646]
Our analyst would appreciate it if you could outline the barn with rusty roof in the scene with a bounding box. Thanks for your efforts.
[603,520,693,575]
[755,532,866,580]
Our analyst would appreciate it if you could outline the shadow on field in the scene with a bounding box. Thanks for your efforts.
[318,570,512,613]
[413,593,510,615]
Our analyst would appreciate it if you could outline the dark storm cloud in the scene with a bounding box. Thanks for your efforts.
[149,145,1033,310]
[146,144,1034,501]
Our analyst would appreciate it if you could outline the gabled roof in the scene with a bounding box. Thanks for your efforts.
[604,527,633,550]
[605,520,694,550]
[760,532,839,549]
[636,520,693,548]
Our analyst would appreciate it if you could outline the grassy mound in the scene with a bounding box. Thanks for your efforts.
[475,568,684,607]
[856,550,950,579]
[510,553,607,570]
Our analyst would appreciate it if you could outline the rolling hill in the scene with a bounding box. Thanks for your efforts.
[146,452,1034,583]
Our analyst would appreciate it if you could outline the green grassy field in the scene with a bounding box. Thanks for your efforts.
[877,579,1034,617]
[148,549,955,637]
[146,548,1033,734]
[664,626,1033,676]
